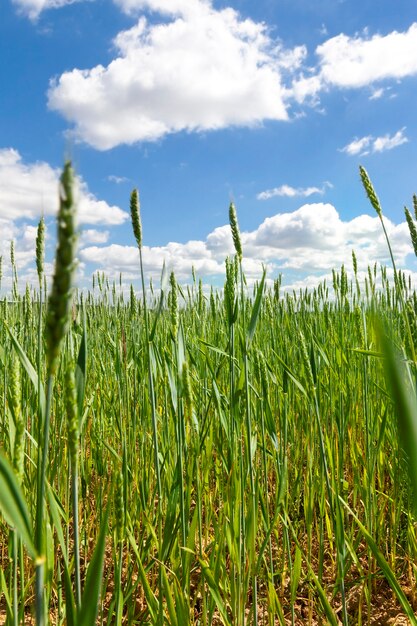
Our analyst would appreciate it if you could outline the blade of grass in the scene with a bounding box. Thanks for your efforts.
[78,504,109,626]
[339,496,417,625]
[0,452,36,559]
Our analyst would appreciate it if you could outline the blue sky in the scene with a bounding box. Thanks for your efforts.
[1,0,417,293]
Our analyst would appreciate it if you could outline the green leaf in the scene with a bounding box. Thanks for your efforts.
[307,566,339,626]
[0,452,36,559]
[46,485,68,562]
[283,513,338,626]
[352,348,385,358]
[198,339,237,362]
[126,530,158,620]
[150,261,168,342]
[290,546,302,604]
[198,558,232,626]
[61,557,76,626]
[177,320,185,373]
[0,567,12,619]
[75,303,87,424]
[161,566,178,626]
[247,267,266,347]
[46,486,76,626]
[379,328,417,515]
[5,324,46,418]
[340,496,417,625]
[78,505,109,626]
[273,350,307,397]
[173,577,189,626]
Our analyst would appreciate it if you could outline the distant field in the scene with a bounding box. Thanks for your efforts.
[1,164,417,625]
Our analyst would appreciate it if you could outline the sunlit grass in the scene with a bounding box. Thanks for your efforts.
[0,164,417,624]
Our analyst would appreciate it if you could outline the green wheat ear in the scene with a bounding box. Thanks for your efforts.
[65,366,79,469]
[352,250,358,276]
[182,361,193,419]
[229,202,243,261]
[359,165,382,217]
[130,189,142,249]
[45,161,77,377]
[114,469,125,545]
[11,356,24,484]
[169,270,179,337]
[405,207,417,257]
[36,216,45,284]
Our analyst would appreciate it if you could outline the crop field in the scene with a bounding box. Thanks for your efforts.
[1,163,417,625]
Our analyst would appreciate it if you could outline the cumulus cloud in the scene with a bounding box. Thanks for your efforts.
[47,0,306,149]
[0,148,128,225]
[14,0,417,129]
[80,229,110,245]
[257,182,331,200]
[79,202,413,287]
[373,128,409,152]
[340,136,373,156]
[316,23,417,89]
[340,128,408,156]
[12,0,81,20]
[82,241,225,281]
[290,23,417,104]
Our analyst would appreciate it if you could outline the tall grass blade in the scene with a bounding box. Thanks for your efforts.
[126,530,159,620]
[78,505,109,626]
[198,557,233,626]
[339,496,417,625]
[379,326,417,514]
[0,452,36,559]
[5,324,46,417]
[247,268,266,346]
[75,304,87,423]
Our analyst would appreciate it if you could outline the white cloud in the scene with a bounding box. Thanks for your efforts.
[47,1,305,149]
[340,135,372,156]
[14,0,417,126]
[247,204,411,272]
[251,203,344,254]
[257,182,331,200]
[340,128,408,156]
[108,175,129,184]
[290,23,417,105]
[369,87,384,100]
[12,0,81,20]
[79,202,413,286]
[81,242,224,281]
[290,74,323,105]
[113,0,206,17]
[373,128,409,152]
[316,23,417,88]
[80,229,110,245]
[0,148,128,225]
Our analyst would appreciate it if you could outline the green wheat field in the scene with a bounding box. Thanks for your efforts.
[1,163,417,625]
